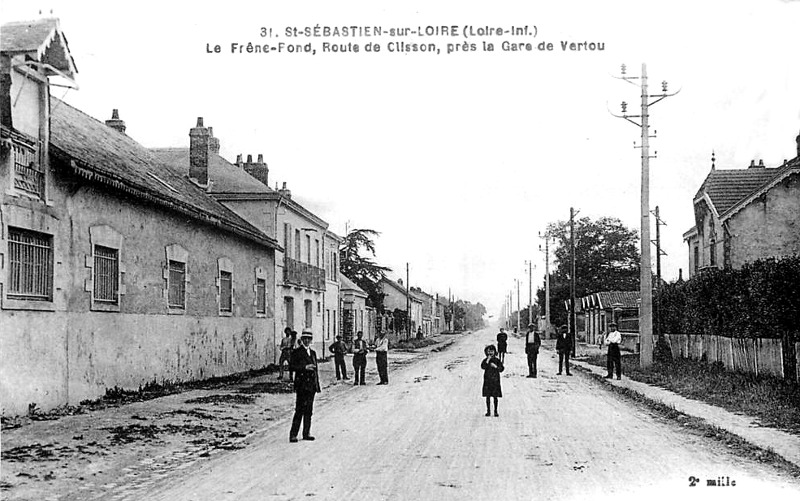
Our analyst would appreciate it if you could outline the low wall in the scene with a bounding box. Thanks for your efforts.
[1,310,274,415]
[664,333,798,381]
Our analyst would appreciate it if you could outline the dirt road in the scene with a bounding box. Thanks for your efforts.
[136,327,799,501]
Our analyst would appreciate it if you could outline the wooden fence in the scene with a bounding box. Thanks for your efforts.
[664,333,800,382]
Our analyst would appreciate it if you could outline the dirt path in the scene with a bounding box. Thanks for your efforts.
[133,328,800,501]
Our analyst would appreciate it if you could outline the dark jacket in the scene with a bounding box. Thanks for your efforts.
[496,332,508,350]
[329,340,347,357]
[556,333,572,354]
[290,346,321,393]
[481,356,504,397]
[525,331,541,355]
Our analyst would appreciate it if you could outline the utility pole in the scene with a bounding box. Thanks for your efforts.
[570,207,577,357]
[516,278,521,332]
[651,205,668,339]
[526,260,533,329]
[406,262,410,341]
[613,63,678,368]
[539,233,551,337]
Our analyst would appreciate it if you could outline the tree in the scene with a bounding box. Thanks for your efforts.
[536,216,640,328]
[339,229,391,310]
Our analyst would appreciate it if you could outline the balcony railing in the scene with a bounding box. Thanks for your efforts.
[283,257,325,291]
[13,139,44,199]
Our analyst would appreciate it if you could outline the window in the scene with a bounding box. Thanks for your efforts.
[304,299,313,328]
[218,257,234,315]
[256,278,266,314]
[330,251,338,280]
[220,271,233,313]
[693,245,699,274]
[709,238,716,267]
[13,139,44,199]
[168,260,186,309]
[315,239,320,267]
[93,245,119,303]
[283,223,290,263]
[7,227,52,301]
[295,229,301,260]
[306,235,311,264]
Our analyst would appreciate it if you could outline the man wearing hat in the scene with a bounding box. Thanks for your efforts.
[604,322,623,380]
[328,334,349,381]
[289,330,321,442]
[524,324,541,378]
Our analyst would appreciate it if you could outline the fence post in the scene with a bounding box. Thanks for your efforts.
[782,330,797,383]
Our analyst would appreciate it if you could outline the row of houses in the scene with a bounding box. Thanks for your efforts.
[0,18,451,415]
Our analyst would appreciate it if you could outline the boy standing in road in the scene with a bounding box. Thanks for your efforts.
[605,322,623,380]
[496,327,508,363]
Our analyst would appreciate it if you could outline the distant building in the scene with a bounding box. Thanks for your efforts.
[379,277,423,343]
[1,19,279,414]
[339,274,372,344]
[683,136,800,278]
[578,291,639,347]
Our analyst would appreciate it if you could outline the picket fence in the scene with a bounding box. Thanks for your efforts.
[663,333,800,382]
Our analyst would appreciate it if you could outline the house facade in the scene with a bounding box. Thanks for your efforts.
[323,229,342,350]
[153,137,336,355]
[340,274,372,344]
[683,137,800,278]
[579,291,639,347]
[1,19,279,414]
[379,277,423,343]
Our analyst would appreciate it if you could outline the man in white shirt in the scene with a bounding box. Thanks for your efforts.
[373,331,389,385]
[604,322,622,380]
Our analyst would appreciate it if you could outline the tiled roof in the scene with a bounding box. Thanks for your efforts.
[151,148,271,194]
[339,274,367,296]
[49,98,279,250]
[694,166,783,215]
[582,291,639,310]
[1,18,77,78]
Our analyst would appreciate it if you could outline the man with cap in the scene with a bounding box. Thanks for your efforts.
[524,324,541,378]
[372,330,389,385]
[352,331,368,385]
[328,334,349,380]
[604,322,623,380]
[555,325,572,376]
[289,330,321,442]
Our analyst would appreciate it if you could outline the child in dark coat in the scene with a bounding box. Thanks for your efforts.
[481,344,504,417]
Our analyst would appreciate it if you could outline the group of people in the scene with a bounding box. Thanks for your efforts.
[280,328,391,443]
[480,322,624,416]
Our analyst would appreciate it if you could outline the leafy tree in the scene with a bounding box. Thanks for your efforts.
[339,229,391,310]
[536,216,640,328]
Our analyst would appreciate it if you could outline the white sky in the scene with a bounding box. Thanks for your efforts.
[3,0,799,316]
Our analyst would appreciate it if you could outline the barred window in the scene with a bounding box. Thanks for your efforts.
[8,227,53,300]
[220,270,232,313]
[168,260,186,309]
[256,278,266,314]
[93,245,119,303]
[13,140,45,199]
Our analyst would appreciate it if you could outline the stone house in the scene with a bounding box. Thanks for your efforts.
[152,137,338,355]
[379,277,423,343]
[578,291,639,348]
[683,135,800,277]
[0,19,279,414]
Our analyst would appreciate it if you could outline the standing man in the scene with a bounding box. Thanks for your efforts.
[496,327,508,363]
[352,331,368,386]
[289,331,321,442]
[328,335,349,381]
[278,327,294,381]
[556,326,572,376]
[525,324,541,378]
[605,322,623,380]
[373,330,389,385]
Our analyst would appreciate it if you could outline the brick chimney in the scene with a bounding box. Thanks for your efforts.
[105,109,126,134]
[278,181,292,199]
[748,159,765,169]
[243,153,269,186]
[189,117,210,186]
[235,154,243,167]
[208,127,220,154]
